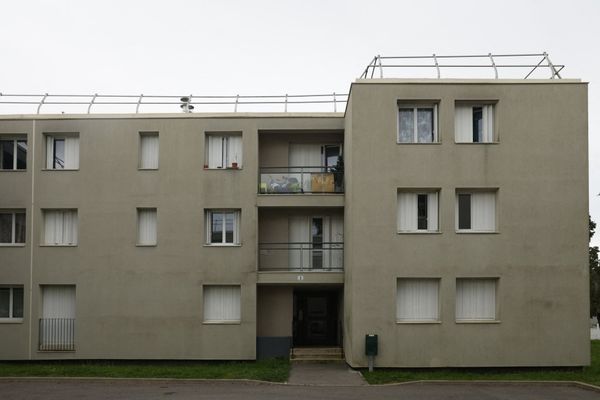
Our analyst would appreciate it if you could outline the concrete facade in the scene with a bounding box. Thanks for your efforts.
[0,79,590,367]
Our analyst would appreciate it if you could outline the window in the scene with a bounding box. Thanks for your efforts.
[456,191,496,232]
[45,135,79,169]
[0,286,24,321]
[0,138,27,170]
[455,104,494,143]
[203,285,241,323]
[0,210,26,244]
[205,134,242,169]
[456,278,497,321]
[139,133,159,169]
[396,279,440,322]
[397,191,439,232]
[137,208,157,245]
[40,285,75,351]
[398,104,438,143]
[206,210,240,245]
[43,209,78,245]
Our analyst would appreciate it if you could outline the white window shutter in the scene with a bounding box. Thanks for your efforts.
[203,286,241,322]
[471,192,496,231]
[227,136,243,167]
[397,279,439,321]
[397,193,417,231]
[207,135,223,168]
[455,105,473,142]
[64,137,79,169]
[140,135,159,169]
[427,192,438,231]
[138,209,157,245]
[456,279,496,321]
[46,136,54,168]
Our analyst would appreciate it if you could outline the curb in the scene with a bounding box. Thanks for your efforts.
[369,379,600,393]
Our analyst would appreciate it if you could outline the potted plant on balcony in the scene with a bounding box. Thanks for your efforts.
[231,157,239,169]
[331,155,344,192]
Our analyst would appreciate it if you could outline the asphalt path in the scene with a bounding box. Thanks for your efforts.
[1,379,599,400]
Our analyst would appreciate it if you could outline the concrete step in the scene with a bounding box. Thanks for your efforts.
[290,347,344,361]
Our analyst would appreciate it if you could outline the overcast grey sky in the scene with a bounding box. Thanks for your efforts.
[1,0,599,242]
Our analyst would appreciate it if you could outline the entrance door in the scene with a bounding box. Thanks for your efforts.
[293,291,338,346]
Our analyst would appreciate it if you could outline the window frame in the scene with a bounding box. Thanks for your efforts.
[0,286,24,322]
[45,134,79,170]
[204,133,243,169]
[136,207,158,246]
[455,278,499,323]
[396,278,441,324]
[397,103,439,144]
[397,189,440,233]
[41,209,78,246]
[202,285,242,324]
[138,132,159,170]
[0,210,26,245]
[455,189,498,233]
[0,137,27,171]
[454,102,496,143]
[205,209,241,246]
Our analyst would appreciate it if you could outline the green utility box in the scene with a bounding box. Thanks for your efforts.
[365,334,378,356]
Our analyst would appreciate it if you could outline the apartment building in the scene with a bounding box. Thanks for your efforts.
[0,54,590,367]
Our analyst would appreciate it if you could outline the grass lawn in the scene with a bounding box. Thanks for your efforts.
[362,341,600,386]
[0,358,290,382]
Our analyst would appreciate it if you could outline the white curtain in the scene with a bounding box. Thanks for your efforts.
[227,135,243,167]
[288,216,310,270]
[203,285,241,322]
[329,215,344,269]
[207,135,224,168]
[471,192,496,231]
[45,136,54,168]
[289,144,323,191]
[137,208,157,245]
[397,279,439,321]
[42,286,76,318]
[456,279,496,321]
[140,134,159,169]
[397,192,418,231]
[41,285,76,349]
[64,137,79,169]
[454,105,473,142]
[427,192,438,231]
[482,105,494,142]
[44,210,77,245]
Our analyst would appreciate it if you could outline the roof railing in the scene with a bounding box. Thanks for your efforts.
[0,92,348,115]
[359,52,564,80]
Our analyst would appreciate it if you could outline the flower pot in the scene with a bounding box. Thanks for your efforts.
[232,162,239,169]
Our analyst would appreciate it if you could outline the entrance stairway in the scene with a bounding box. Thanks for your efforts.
[290,346,344,361]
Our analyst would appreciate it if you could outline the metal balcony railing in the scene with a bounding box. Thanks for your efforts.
[359,52,565,80]
[259,167,344,194]
[259,242,344,271]
[39,318,75,351]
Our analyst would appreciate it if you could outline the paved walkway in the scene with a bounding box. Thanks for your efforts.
[287,361,367,386]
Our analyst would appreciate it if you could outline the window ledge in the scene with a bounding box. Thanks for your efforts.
[396,320,441,324]
[0,243,26,247]
[0,169,27,172]
[0,318,24,324]
[456,231,499,234]
[203,244,242,248]
[202,320,241,325]
[397,231,442,235]
[37,350,76,353]
[454,142,499,145]
[456,320,500,324]
[138,168,159,171]
[203,167,243,170]
[41,168,79,171]
[136,244,157,247]
[396,142,441,145]
[39,244,78,247]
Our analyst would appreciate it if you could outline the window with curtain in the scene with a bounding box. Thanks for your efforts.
[0,210,26,244]
[137,208,157,245]
[205,134,243,169]
[397,191,439,232]
[0,137,27,170]
[203,285,241,322]
[456,191,496,232]
[455,104,494,143]
[43,209,78,245]
[456,278,497,321]
[139,133,159,169]
[0,286,24,320]
[398,104,438,143]
[45,135,79,169]
[397,278,440,322]
[206,210,240,245]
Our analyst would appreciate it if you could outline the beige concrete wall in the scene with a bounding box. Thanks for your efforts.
[0,115,343,360]
[257,286,293,337]
[343,80,589,367]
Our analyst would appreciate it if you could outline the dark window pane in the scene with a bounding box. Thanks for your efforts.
[16,140,27,169]
[53,139,65,169]
[12,288,23,318]
[211,213,223,243]
[417,194,428,230]
[15,213,26,243]
[1,140,14,169]
[398,109,414,142]
[0,288,9,318]
[417,108,434,143]
[225,213,234,243]
[458,194,471,230]
[473,107,483,142]
[0,213,12,243]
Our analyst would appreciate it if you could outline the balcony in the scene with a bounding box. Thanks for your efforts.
[259,167,344,194]
[259,242,343,271]
[39,318,75,351]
